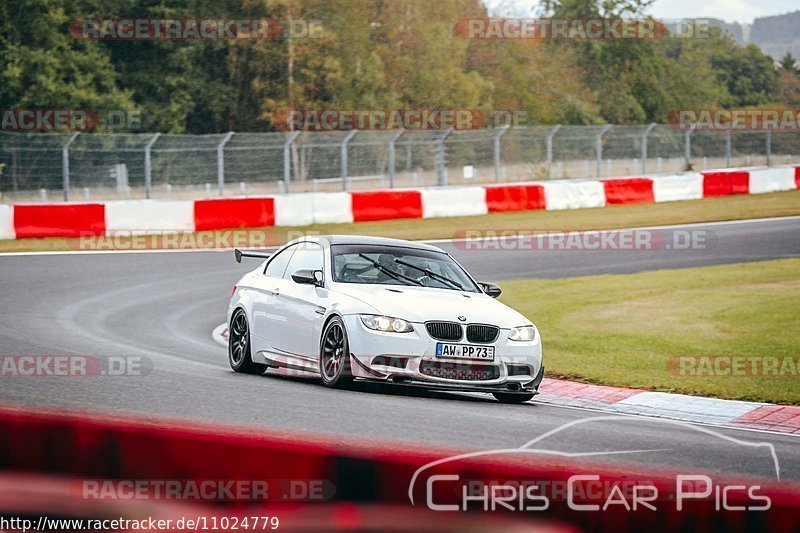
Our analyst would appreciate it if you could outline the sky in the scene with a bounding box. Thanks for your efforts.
[484,0,800,24]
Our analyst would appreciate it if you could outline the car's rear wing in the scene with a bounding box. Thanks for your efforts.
[234,248,272,263]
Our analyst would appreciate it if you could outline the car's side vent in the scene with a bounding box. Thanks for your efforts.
[466,324,499,343]
[425,321,463,341]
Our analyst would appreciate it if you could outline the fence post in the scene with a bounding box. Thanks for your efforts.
[144,133,161,200]
[341,130,358,191]
[595,125,612,178]
[725,130,732,167]
[436,128,454,186]
[546,125,562,179]
[283,131,300,193]
[61,132,80,202]
[388,130,404,188]
[684,126,694,169]
[493,125,510,183]
[641,123,656,174]
[216,131,234,197]
[765,130,771,167]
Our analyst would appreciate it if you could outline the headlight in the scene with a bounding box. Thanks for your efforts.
[508,325,536,342]
[360,314,414,333]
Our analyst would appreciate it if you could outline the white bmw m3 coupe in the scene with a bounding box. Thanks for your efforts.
[227,235,543,403]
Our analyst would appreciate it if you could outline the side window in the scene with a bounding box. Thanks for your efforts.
[284,242,323,279]
[264,245,296,278]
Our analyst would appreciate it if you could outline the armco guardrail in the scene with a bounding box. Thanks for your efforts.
[1,405,799,532]
[0,166,797,240]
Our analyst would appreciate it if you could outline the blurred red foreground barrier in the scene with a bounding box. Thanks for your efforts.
[0,405,798,532]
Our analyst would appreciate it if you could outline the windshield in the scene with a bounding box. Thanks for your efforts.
[331,244,479,292]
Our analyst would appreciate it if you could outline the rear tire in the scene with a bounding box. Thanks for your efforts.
[229,309,268,375]
[493,392,535,404]
[319,316,353,388]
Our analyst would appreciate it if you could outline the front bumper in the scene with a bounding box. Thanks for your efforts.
[342,315,543,394]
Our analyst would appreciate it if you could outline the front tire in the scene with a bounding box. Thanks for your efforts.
[229,309,268,375]
[493,391,535,404]
[319,316,353,388]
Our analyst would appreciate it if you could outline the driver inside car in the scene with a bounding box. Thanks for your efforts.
[375,253,402,283]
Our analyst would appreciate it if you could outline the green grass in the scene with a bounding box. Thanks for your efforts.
[1,189,799,253]
[497,259,800,404]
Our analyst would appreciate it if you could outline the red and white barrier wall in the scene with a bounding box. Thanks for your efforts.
[0,205,14,239]
[2,166,798,239]
[2,404,799,531]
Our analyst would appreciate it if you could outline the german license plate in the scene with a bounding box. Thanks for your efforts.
[436,343,495,361]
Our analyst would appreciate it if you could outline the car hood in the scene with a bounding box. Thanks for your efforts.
[331,283,530,327]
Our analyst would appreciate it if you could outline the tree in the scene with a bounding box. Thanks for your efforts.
[776,71,800,107]
[709,39,778,107]
[0,0,132,119]
[0,0,790,135]
[778,52,800,77]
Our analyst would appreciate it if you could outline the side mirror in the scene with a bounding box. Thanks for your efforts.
[292,269,323,287]
[480,282,502,298]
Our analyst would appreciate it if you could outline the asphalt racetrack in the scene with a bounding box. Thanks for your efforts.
[1,217,799,481]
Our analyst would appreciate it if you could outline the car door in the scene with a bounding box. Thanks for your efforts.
[267,241,325,361]
[250,244,297,356]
